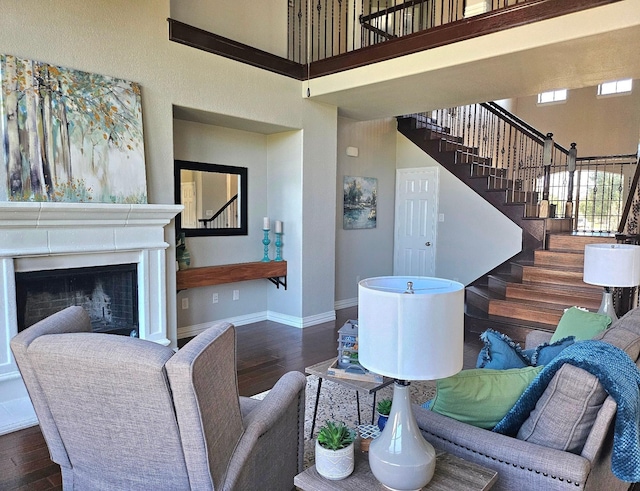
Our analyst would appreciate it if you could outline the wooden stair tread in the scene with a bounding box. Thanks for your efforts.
[504,291,600,311]
[534,250,584,268]
[488,299,564,326]
[519,265,590,287]
[505,281,601,296]
[547,233,615,252]
[489,298,571,311]
[521,264,583,273]
[465,308,556,344]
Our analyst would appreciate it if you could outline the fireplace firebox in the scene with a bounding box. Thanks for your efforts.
[16,264,139,337]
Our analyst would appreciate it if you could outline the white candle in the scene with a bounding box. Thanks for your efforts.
[263,217,270,230]
[275,220,283,233]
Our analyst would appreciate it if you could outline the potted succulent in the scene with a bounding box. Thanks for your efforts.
[315,421,356,480]
[376,398,392,431]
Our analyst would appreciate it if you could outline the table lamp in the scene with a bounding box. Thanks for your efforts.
[583,243,640,321]
[358,276,464,490]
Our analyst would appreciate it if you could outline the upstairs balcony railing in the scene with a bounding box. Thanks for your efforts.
[288,0,555,64]
[414,102,571,216]
[169,1,622,80]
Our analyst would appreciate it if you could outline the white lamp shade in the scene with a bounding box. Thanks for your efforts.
[358,276,464,380]
[583,244,640,287]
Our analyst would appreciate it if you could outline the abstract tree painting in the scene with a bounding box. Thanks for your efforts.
[0,54,147,203]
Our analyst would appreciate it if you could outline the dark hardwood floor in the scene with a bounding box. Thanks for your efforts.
[0,307,483,490]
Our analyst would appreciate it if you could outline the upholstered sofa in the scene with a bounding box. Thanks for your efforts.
[414,307,640,491]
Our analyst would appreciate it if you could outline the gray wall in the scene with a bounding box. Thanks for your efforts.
[335,117,397,306]
[0,0,338,344]
[333,119,523,307]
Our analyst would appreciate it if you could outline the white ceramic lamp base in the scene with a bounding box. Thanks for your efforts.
[369,381,436,491]
[598,289,618,322]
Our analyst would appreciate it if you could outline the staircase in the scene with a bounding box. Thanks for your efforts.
[396,113,616,344]
[465,233,615,344]
[397,114,555,254]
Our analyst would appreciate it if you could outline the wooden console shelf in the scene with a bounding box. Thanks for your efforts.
[177,261,287,290]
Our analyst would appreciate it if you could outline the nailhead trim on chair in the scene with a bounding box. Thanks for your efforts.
[423,430,583,488]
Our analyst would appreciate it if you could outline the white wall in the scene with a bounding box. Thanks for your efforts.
[0,0,338,343]
[396,134,522,284]
[512,82,640,156]
[335,117,397,306]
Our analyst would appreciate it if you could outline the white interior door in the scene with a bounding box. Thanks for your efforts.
[181,181,197,228]
[394,168,438,276]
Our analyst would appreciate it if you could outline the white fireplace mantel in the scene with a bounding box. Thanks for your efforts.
[0,201,182,435]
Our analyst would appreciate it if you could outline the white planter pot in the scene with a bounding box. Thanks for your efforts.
[315,440,355,480]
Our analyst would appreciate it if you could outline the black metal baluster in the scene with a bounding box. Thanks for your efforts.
[338,0,343,54]
[323,0,328,59]
[302,0,307,64]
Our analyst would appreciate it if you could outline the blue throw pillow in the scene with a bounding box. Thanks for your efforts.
[476,329,528,369]
[521,336,575,366]
[476,329,575,369]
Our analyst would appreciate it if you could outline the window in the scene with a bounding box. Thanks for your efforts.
[537,89,567,104]
[597,79,633,96]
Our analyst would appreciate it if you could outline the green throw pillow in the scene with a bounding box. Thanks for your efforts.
[428,366,543,429]
[550,307,612,343]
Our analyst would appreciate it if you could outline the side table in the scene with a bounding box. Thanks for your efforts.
[295,449,498,491]
[305,358,394,437]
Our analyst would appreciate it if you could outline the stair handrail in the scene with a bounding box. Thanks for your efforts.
[617,154,640,234]
[405,101,577,226]
[482,102,570,156]
[198,194,238,229]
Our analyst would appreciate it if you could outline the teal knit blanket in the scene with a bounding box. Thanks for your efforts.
[493,340,640,483]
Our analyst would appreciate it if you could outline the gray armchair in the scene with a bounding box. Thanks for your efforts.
[414,308,640,491]
[10,306,306,490]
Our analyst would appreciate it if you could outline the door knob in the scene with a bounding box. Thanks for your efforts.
[425,242,431,246]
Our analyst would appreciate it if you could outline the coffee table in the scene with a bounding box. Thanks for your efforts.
[294,449,498,490]
[305,358,394,437]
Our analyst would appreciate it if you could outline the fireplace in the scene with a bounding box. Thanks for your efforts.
[0,202,182,435]
[16,264,139,336]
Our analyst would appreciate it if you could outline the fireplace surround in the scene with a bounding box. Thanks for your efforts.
[0,201,182,435]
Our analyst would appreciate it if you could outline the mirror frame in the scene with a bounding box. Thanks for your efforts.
[174,160,248,237]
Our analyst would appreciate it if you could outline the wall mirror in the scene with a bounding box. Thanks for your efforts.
[174,160,248,237]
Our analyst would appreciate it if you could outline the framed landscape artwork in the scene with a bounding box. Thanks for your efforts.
[343,176,377,229]
[0,54,147,203]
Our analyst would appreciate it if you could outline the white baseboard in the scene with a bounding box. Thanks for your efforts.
[178,311,268,339]
[0,397,37,436]
[177,309,337,338]
[269,310,336,328]
[334,297,357,310]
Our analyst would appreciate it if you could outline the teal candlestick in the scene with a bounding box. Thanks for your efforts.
[275,232,283,261]
[262,229,271,262]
